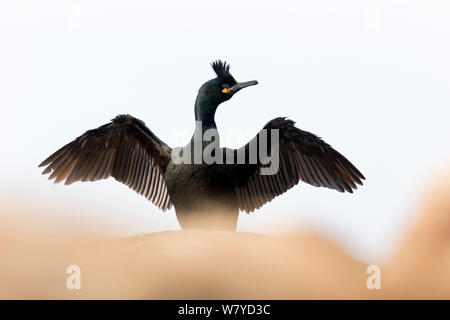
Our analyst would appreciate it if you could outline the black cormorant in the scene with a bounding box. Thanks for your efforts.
[39,60,365,230]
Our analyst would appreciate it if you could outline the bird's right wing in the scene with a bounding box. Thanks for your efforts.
[39,114,173,211]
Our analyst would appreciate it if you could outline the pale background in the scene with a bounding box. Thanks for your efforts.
[0,0,449,262]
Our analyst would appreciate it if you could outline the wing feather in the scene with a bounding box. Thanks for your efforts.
[39,114,172,211]
[233,117,365,213]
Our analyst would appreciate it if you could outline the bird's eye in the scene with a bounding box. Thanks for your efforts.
[221,83,230,93]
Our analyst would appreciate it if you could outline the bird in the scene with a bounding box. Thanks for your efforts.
[39,60,365,230]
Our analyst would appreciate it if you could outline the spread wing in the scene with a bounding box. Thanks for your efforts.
[232,117,365,213]
[39,114,173,211]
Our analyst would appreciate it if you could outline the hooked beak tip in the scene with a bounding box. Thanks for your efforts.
[229,80,259,94]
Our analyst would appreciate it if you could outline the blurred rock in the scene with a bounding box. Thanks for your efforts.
[0,167,448,299]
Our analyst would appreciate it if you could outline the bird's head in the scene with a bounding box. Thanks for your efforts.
[197,60,258,107]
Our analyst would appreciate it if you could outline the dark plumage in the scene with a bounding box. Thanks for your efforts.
[39,60,365,230]
[211,60,232,78]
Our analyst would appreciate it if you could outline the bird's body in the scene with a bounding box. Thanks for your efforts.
[165,161,239,230]
[166,117,240,229]
[40,61,365,230]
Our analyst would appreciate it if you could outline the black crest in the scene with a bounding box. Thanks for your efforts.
[211,60,231,78]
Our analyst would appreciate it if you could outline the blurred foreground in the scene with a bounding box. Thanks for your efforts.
[0,169,449,299]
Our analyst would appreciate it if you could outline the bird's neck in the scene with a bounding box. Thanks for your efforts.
[190,96,220,151]
[194,95,218,129]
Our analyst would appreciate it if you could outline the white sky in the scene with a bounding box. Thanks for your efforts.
[0,0,449,262]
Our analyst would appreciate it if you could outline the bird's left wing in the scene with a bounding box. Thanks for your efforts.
[231,117,365,213]
[39,114,173,211]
